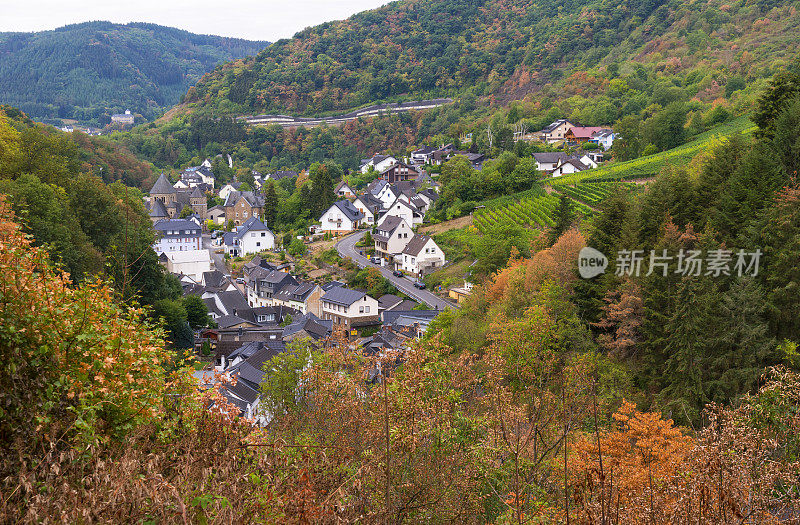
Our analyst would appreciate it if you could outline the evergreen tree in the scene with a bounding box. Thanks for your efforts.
[264,181,278,227]
[548,194,574,245]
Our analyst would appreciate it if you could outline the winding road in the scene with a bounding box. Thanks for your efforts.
[336,231,459,311]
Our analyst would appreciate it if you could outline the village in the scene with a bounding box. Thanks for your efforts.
[144,119,616,418]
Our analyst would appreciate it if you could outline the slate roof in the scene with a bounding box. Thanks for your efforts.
[321,281,345,292]
[540,119,574,133]
[224,190,265,208]
[322,286,366,306]
[216,315,253,329]
[532,152,572,164]
[149,173,175,195]
[558,158,589,171]
[355,193,383,212]
[419,188,439,202]
[282,313,332,341]
[402,234,433,256]
[274,282,316,303]
[217,290,250,316]
[149,199,168,218]
[367,179,388,196]
[376,215,405,235]
[153,219,201,234]
[202,270,227,290]
[378,294,403,310]
[329,200,365,222]
[382,309,440,325]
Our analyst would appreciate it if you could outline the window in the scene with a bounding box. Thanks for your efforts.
[364,306,370,313]
[359,306,364,313]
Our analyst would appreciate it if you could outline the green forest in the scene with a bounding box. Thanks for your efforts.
[0,21,267,124]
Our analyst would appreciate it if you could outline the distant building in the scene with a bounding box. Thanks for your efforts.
[111,110,135,125]
[360,154,397,174]
[539,119,576,143]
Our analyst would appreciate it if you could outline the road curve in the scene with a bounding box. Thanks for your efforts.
[336,231,459,311]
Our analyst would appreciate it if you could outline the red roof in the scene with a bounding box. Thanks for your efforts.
[565,126,605,139]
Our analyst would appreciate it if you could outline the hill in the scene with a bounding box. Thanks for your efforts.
[0,21,268,124]
[185,0,800,117]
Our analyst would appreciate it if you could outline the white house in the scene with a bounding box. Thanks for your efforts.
[218,182,242,201]
[531,152,573,173]
[360,154,397,174]
[335,180,356,198]
[580,153,600,169]
[153,219,202,254]
[551,157,589,177]
[373,216,413,264]
[410,146,436,165]
[400,234,446,276]
[375,182,400,208]
[352,194,381,225]
[379,196,424,227]
[320,287,379,329]
[590,129,616,150]
[223,217,275,257]
[319,200,364,235]
[158,249,211,281]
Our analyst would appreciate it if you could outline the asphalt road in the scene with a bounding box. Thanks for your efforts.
[336,231,459,311]
[202,233,226,273]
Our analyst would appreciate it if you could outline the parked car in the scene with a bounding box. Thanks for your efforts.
[392,269,404,277]
[236,277,245,284]
[370,256,381,265]
[413,279,426,289]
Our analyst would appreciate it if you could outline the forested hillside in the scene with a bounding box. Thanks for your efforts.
[186,0,800,116]
[0,22,267,124]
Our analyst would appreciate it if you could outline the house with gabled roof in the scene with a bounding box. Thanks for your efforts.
[539,119,577,143]
[378,161,420,184]
[360,154,397,174]
[367,178,388,197]
[246,267,298,308]
[319,200,364,235]
[589,129,616,150]
[373,216,413,265]
[352,193,383,225]
[379,195,424,227]
[400,234,445,276]
[320,287,379,329]
[222,217,275,257]
[272,281,323,315]
[335,180,356,198]
[410,145,437,165]
[223,190,265,227]
[551,157,589,177]
[532,152,573,174]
